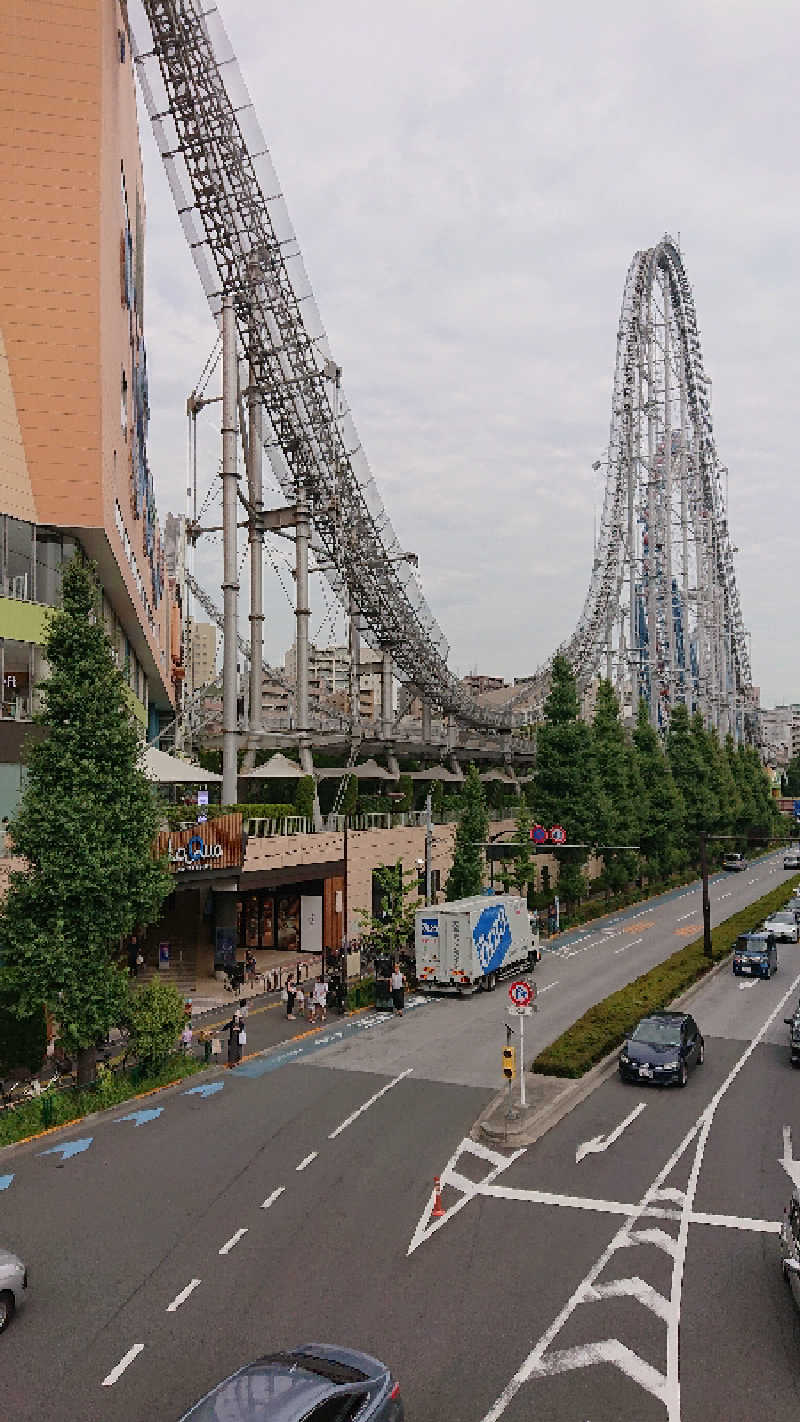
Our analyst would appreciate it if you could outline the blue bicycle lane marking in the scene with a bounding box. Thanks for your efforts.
[231,996,434,1080]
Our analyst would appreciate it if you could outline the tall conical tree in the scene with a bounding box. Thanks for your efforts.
[632,700,686,880]
[666,702,715,848]
[446,764,489,900]
[532,655,603,911]
[592,680,639,893]
[0,558,171,1082]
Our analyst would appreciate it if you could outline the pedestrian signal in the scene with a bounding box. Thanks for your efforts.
[502,1046,516,1080]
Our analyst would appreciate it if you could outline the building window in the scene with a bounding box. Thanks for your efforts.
[35,528,62,607]
[6,519,33,601]
[1,640,34,719]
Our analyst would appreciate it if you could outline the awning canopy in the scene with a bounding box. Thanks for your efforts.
[143,745,222,784]
[315,758,398,781]
[408,765,464,782]
[239,752,305,780]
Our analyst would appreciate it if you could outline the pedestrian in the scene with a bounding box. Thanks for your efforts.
[245,950,257,986]
[285,976,296,1020]
[312,976,328,1024]
[295,983,305,1021]
[226,1007,243,1065]
[390,962,405,1016]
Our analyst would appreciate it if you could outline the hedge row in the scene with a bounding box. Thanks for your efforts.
[532,873,800,1079]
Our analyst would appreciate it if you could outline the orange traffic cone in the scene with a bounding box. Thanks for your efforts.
[431,1175,445,1219]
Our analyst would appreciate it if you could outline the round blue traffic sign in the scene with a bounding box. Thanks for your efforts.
[508,979,532,1006]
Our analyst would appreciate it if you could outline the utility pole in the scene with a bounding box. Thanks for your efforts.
[295,479,312,774]
[699,831,712,958]
[425,789,433,905]
[221,292,239,806]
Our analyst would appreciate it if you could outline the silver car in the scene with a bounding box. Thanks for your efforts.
[781,1188,800,1310]
[0,1249,27,1331]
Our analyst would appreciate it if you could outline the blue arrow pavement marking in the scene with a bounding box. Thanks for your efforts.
[38,1137,93,1161]
[183,1082,224,1098]
[115,1107,163,1127]
[0,1174,14,1191]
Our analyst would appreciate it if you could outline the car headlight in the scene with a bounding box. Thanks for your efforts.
[664,1060,680,1070]
[620,1052,631,1064]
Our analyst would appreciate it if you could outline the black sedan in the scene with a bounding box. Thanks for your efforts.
[619,1011,704,1087]
[180,1344,404,1421]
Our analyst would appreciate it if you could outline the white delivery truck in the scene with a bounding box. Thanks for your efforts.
[415,893,539,994]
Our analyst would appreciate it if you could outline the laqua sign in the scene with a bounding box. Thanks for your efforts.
[155,813,244,876]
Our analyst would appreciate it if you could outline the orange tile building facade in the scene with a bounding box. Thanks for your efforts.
[0,0,181,791]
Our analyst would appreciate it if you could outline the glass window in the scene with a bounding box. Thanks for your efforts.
[35,528,62,606]
[1,640,33,718]
[6,519,33,601]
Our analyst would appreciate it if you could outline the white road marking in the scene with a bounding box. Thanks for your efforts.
[675,912,694,922]
[296,1151,318,1172]
[536,981,558,994]
[218,1228,248,1255]
[166,1279,201,1312]
[101,1344,144,1387]
[480,966,800,1422]
[614,945,626,954]
[261,1187,285,1210]
[328,1068,414,1139]
[747,878,755,884]
[739,980,759,991]
[576,1102,646,1163]
[408,1138,525,1255]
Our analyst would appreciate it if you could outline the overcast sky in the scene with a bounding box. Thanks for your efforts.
[139,0,799,708]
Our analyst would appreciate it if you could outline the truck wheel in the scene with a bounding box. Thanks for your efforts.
[483,973,496,992]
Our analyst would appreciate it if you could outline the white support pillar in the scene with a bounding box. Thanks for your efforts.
[221,293,240,806]
[646,294,658,728]
[348,595,361,732]
[679,334,690,707]
[247,360,264,736]
[663,277,676,702]
[380,646,393,742]
[295,480,312,771]
[421,697,432,744]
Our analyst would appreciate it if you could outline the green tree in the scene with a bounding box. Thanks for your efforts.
[356,864,419,960]
[666,703,716,852]
[125,978,186,1074]
[632,700,686,880]
[0,558,170,1084]
[531,656,604,904]
[592,681,640,894]
[785,754,800,798]
[507,796,535,899]
[0,993,47,1076]
[294,774,315,821]
[446,764,489,900]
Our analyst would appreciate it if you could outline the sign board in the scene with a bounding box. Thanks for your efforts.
[158,942,170,969]
[794,799,800,821]
[508,979,532,1007]
[508,1004,534,1017]
[530,824,548,844]
[156,814,244,875]
[197,788,209,806]
[549,825,567,845]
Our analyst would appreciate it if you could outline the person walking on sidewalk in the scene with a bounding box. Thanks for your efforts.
[285,976,297,1020]
[390,963,405,1016]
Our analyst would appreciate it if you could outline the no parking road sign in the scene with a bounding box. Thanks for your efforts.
[508,979,532,1007]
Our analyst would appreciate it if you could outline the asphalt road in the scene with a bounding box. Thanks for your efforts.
[0,851,796,1422]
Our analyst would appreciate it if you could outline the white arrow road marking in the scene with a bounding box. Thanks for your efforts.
[101,1344,144,1386]
[166,1279,201,1312]
[780,1126,800,1190]
[480,965,800,1422]
[218,1228,248,1255]
[576,1103,646,1163]
[739,980,759,991]
[328,1068,413,1138]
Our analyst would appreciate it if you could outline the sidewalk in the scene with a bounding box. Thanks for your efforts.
[188,949,322,1017]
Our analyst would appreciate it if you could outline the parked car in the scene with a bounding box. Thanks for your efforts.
[619,1011,704,1087]
[722,852,747,871]
[0,1249,27,1332]
[763,911,799,943]
[783,852,800,870]
[179,1345,404,1421]
[780,1187,800,1310]
[732,931,778,977]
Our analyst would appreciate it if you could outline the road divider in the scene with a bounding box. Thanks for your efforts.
[533,874,800,1079]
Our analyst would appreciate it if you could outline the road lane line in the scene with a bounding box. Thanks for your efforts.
[102,1344,144,1386]
[261,1187,285,1209]
[166,1279,201,1312]
[675,912,694,922]
[328,1068,414,1139]
[536,981,558,995]
[614,945,626,954]
[218,1228,248,1255]
[296,1151,318,1172]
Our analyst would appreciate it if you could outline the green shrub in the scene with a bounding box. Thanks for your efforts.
[0,995,47,1075]
[346,977,376,1010]
[533,874,800,1079]
[125,979,187,1074]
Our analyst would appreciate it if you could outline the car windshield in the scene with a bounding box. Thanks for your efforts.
[774,913,794,924]
[736,938,767,954]
[630,1019,681,1047]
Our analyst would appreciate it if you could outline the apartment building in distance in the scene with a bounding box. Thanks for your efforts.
[187,619,217,694]
[0,0,182,812]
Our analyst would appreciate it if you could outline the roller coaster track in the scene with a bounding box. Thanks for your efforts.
[129,2,750,741]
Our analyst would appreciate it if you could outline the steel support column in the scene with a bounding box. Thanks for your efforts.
[221,293,240,805]
[247,359,264,735]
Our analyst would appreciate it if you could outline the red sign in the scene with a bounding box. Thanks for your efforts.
[530,824,548,843]
[508,980,532,1006]
[549,825,567,845]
